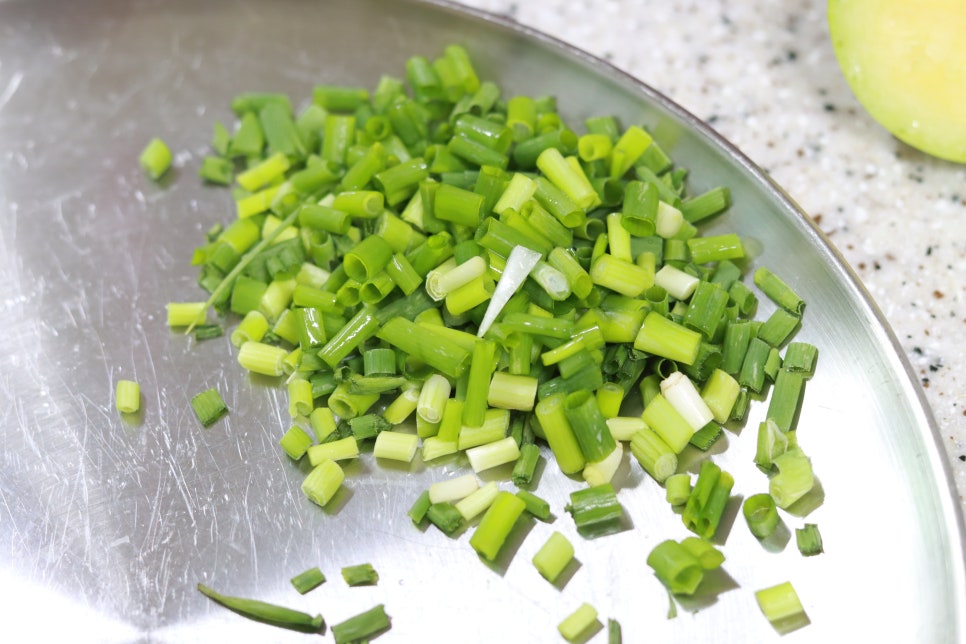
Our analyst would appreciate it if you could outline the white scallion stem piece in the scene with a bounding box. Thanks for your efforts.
[582,441,624,487]
[466,436,521,473]
[654,264,700,301]
[605,416,648,441]
[477,245,542,337]
[373,431,420,462]
[661,372,714,431]
[428,473,479,504]
[417,373,451,424]
[426,255,487,300]
[655,200,684,238]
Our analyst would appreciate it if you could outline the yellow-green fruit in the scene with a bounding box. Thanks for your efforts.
[828,0,966,163]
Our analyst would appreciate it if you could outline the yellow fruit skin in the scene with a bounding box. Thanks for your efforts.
[828,0,966,163]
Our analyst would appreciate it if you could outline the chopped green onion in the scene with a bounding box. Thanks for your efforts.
[140,137,172,180]
[770,447,814,509]
[646,539,704,595]
[302,453,345,500]
[191,388,228,427]
[767,368,807,432]
[755,581,809,633]
[682,459,734,540]
[558,603,600,643]
[341,563,379,586]
[688,421,722,451]
[426,501,464,535]
[166,302,207,328]
[665,472,692,506]
[754,267,805,316]
[428,473,479,504]
[743,493,780,539]
[469,491,526,561]
[382,387,421,426]
[629,426,677,483]
[634,311,701,366]
[237,341,288,376]
[373,430,419,462]
[680,536,725,570]
[562,389,617,462]
[331,604,392,644]
[605,416,647,441]
[796,523,824,556]
[757,308,801,348]
[700,368,741,423]
[454,481,500,521]
[408,490,432,526]
[287,378,313,417]
[641,393,695,454]
[511,443,541,487]
[607,618,622,644]
[582,441,623,487]
[534,393,586,475]
[754,418,789,469]
[196,583,324,634]
[782,341,819,378]
[515,488,551,521]
[290,567,326,595]
[532,530,574,583]
[660,372,714,431]
[280,425,313,460]
[467,436,521,473]
[115,379,140,415]
[565,483,624,537]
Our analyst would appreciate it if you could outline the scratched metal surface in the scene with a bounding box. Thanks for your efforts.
[0,0,963,642]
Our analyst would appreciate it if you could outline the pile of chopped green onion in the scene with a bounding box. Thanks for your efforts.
[164,44,824,638]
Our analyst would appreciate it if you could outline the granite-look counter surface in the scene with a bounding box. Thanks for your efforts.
[456,0,966,511]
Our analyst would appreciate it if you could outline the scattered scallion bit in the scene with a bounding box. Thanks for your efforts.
[681,460,734,540]
[743,493,780,539]
[795,523,824,556]
[190,388,228,427]
[558,603,600,643]
[331,604,391,644]
[191,323,224,341]
[115,379,140,415]
[469,491,526,561]
[196,583,325,634]
[279,425,313,461]
[290,566,326,594]
[565,483,624,537]
[646,538,721,595]
[426,501,464,536]
[755,581,809,633]
[341,563,379,587]
[407,490,432,527]
[532,530,574,584]
[139,137,172,180]
[607,617,622,644]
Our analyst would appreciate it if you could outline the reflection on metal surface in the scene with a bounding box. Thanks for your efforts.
[0,0,963,642]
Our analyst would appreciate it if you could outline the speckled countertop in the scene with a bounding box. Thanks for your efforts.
[456,0,966,510]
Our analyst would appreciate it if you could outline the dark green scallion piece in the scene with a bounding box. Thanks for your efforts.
[290,567,326,595]
[341,563,379,587]
[196,583,325,634]
[331,604,392,644]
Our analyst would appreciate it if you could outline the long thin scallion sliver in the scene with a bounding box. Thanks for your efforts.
[196,583,325,634]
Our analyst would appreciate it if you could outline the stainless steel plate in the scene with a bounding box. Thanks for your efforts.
[1,0,963,642]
